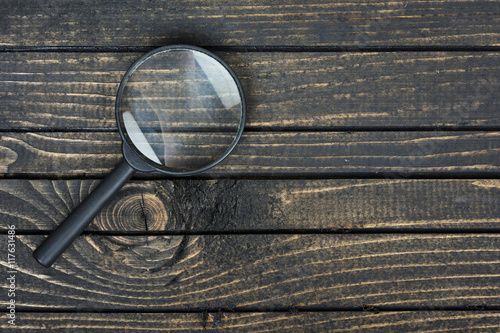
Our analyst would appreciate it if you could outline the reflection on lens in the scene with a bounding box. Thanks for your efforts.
[119,48,243,172]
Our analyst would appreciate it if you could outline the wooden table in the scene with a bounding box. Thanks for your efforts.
[1,1,499,331]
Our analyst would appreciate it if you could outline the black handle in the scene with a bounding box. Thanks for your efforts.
[33,160,136,267]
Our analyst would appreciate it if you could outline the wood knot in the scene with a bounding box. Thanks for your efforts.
[93,183,169,246]
[82,182,203,274]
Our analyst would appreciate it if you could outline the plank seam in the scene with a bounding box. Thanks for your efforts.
[3,126,500,133]
[2,173,500,181]
[4,229,500,235]
[4,305,500,314]
[1,46,500,53]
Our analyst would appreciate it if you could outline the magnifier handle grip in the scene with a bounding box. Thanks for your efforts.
[33,160,135,267]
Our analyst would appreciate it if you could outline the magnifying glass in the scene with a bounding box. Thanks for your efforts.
[33,45,246,267]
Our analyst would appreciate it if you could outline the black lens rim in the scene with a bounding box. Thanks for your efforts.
[115,45,246,176]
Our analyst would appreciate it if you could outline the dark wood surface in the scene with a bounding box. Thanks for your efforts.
[1,52,499,130]
[1,0,499,47]
[1,0,499,332]
[5,233,500,309]
[1,131,499,177]
[1,179,499,231]
[6,312,500,332]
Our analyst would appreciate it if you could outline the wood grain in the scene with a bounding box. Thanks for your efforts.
[0,0,499,47]
[2,312,500,332]
[1,131,498,177]
[4,234,500,309]
[1,179,499,231]
[1,52,499,129]
[0,0,498,331]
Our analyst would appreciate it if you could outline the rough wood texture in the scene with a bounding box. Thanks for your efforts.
[0,0,499,47]
[4,234,500,309]
[1,1,499,331]
[1,131,498,177]
[1,179,499,231]
[1,52,499,130]
[2,312,500,332]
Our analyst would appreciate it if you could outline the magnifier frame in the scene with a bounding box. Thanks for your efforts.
[116,45,246,176]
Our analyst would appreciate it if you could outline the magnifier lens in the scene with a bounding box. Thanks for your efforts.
[119,48,243,172]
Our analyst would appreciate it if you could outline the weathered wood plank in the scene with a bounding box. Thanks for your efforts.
[4,234,500,309]
[2,312,500,332]
[1,52,499,129]
[1,179,499,231]
[0,0,499,47]
[1,131,498,177]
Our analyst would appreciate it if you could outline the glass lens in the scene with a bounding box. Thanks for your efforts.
[118,48,243,172]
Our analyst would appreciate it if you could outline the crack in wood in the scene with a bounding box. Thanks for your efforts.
[140,191,148,232]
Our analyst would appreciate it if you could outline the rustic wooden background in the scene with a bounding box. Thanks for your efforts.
[1,0,499,331]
